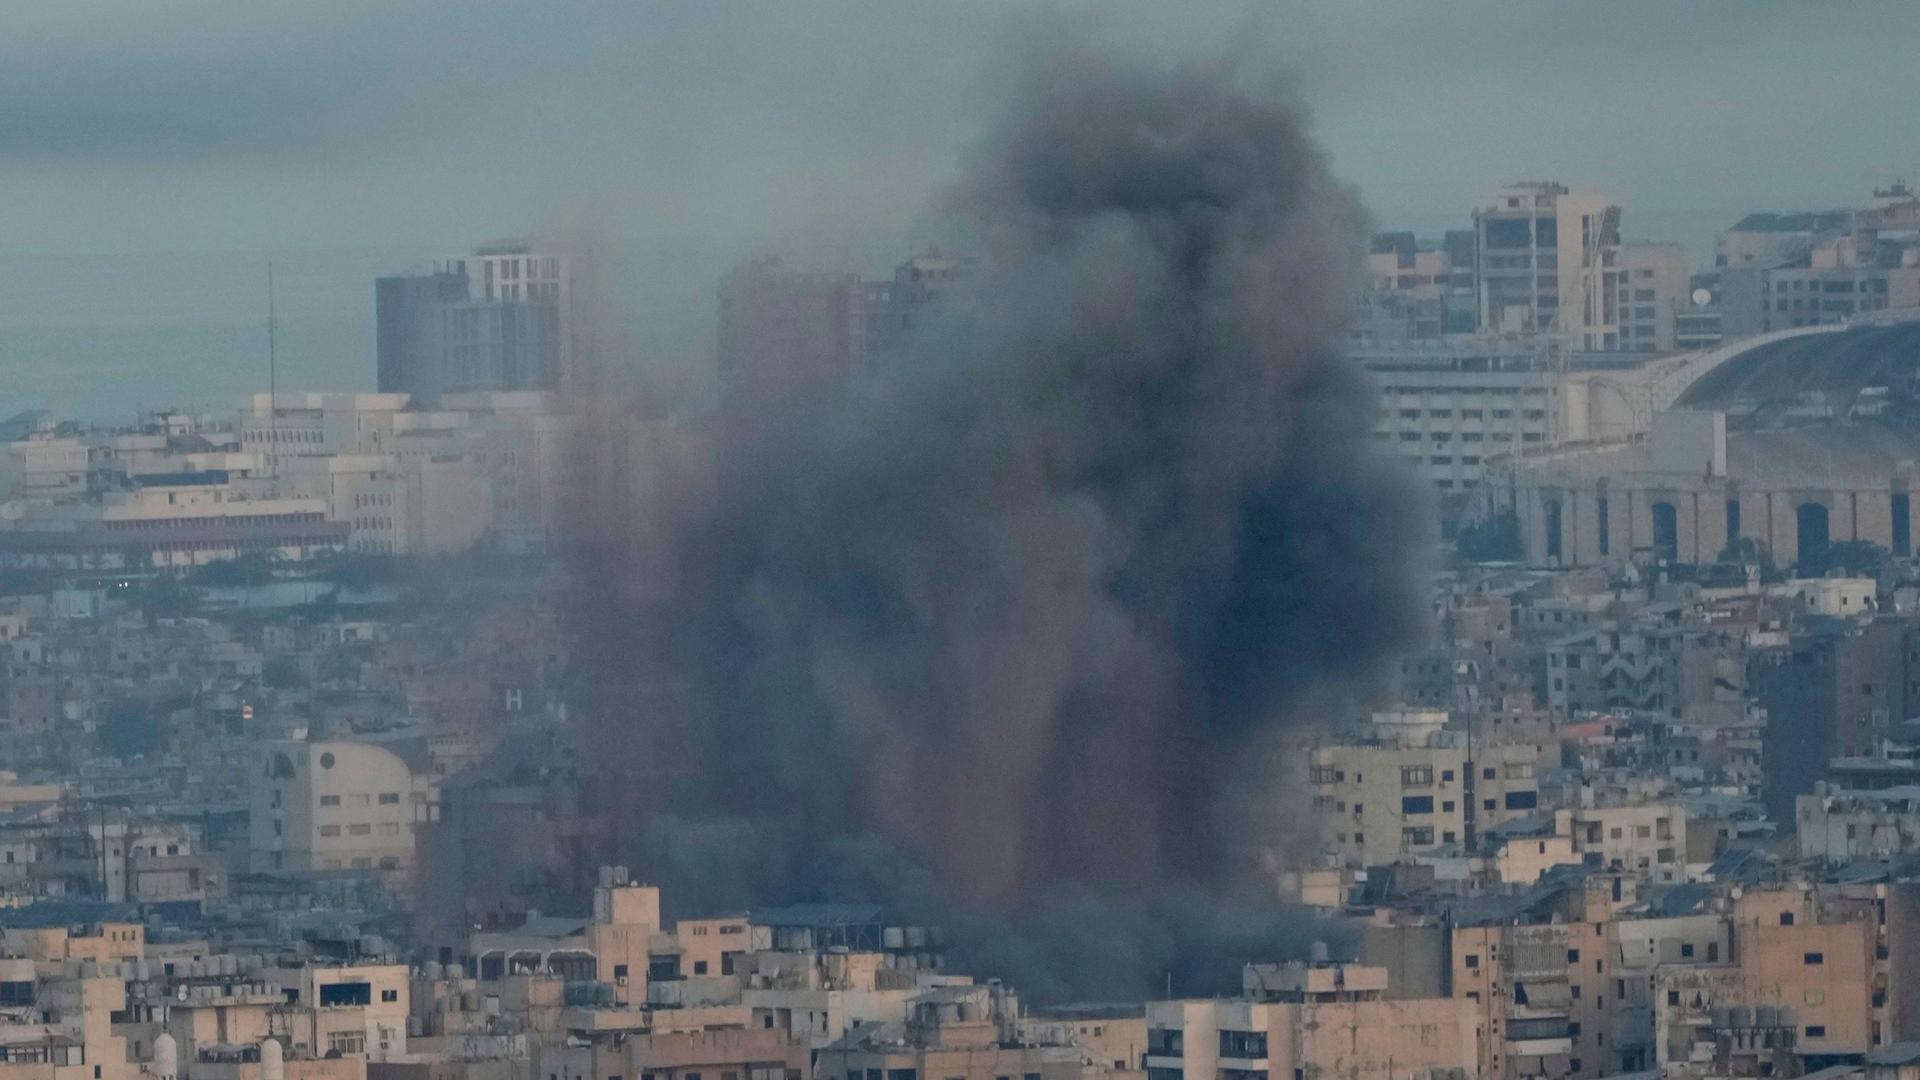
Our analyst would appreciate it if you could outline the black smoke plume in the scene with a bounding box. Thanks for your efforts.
[566,31,1432,1000]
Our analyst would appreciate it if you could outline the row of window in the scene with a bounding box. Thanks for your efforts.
[244,427,326,445]
[317,823,405,837]
[317,855,401,870]
[1392,408,1549,421]
[1766,277,1891,293]
[317,792,404,806]
[1313,763,1531,785]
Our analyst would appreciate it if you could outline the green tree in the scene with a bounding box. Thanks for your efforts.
[1800,539,1888,578]
[1455,510,1522,563]
[186,553,276,588]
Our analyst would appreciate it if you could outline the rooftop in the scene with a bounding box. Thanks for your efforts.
[1729,211,1853,234]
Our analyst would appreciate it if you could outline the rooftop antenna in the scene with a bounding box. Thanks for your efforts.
[267,259,278,479]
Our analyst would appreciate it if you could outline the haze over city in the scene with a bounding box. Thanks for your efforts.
[1,8,1919,1080]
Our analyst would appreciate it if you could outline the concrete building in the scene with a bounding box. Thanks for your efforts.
[717,250,975,416]
[1717,189,1920,338]
[250,741,424,877]
[822,985,1085,1080]
[2,429,88,500]
[1798,784,1920,864]
[1476,183,1622,349]
[270,964,410,1061]
[717,257,866,414]
[377,243,573,406]
[1359,343,1580,499]
[238,394,413,469]
[1311,712,1542,867]
[1494,409,1920,571]
[862,249,977,360]
[1357,232,1477,343]
[1146,960,1474,1080]
[1653,887,1878,1070]
[1752,618,1917,824]
[1451,918,1610,1080]
[1615,243,1693,354]
[0,483,346,572]
[1555,805,1689,884]
[434,393,579,555]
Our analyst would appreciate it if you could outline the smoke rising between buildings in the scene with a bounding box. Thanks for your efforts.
[567,32,1433,999]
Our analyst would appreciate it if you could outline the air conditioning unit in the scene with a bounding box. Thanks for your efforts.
[616,977,628,987]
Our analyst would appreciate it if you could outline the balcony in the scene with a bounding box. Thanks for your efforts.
[1504,1017,1573,1058]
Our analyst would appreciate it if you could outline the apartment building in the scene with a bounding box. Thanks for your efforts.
[1555,806,1690,885]
[1360,345,1569,496]
[249,741,424,877]
[1476,183,1622,349]
[1311,712,1543,867]
[1653,886,1878,1070]
[1146,961,1474,1080]
[1614,243,1692,354]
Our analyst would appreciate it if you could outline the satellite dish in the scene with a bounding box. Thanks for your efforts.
[1691,288,1713,307]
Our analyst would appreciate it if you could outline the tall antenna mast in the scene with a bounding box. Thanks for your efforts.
[267,259,278,479]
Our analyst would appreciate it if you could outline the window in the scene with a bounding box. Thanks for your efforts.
[693,961,708,975]
[1680,943,1694,958]
[319,795,341,807]
[1465,953,1480,969]
[1401,796,1434,815]
[1401,765,1433,787]
[1402,827,1434,846]
[1567,949,1580,963]
[381,989,398,1002]
[1219,1031,1268,1058]
[378,793,401,804]
[348,824,371,836]
[320,981,373,1007]
[1780,912,1794,926]
[1804,952,1824,965]
[318,825,340,837]
[327,1032,366,1056]
[1806,1026,1826,1038]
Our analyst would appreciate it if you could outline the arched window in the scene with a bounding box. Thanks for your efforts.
[1651,502,1679,562]
[1797,503,1831,568]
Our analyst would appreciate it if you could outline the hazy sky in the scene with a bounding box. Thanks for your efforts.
[4,1,1918,268]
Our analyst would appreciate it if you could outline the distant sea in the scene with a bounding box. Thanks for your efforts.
[0,247,426,424]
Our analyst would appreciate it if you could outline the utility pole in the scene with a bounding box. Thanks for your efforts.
[267,260,279,479]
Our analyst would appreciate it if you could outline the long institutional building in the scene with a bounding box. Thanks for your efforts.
[0,390,596,570]
[1482,319,1920,568]
[1366,181,1920,542]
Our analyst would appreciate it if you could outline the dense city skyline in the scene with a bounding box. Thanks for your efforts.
[7,10,1920,1080]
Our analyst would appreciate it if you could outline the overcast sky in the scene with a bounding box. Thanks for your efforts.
[4,1,1918,268]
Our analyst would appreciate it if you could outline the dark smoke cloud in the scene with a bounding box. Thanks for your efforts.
[566,29,1431,999]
